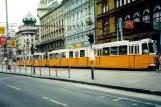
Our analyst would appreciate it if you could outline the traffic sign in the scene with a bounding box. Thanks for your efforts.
[153,23,161,30]
[125,21,134,29]
[10,40,16,48]
[90,50,95,61]
[0,37,7,45]
[0,26,5,34]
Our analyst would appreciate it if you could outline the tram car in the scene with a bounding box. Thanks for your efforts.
[17,38,157,69]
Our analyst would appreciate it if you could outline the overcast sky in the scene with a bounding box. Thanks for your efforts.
[0,0,40,27]
[0,0,62,31]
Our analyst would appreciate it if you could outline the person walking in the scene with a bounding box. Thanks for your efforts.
[154,52,160,71]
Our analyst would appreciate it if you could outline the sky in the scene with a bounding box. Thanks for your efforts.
[0,0,40,28]
[0,0,62,31]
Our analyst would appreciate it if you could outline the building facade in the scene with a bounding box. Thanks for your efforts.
[16,12,38,58]
[64,0,95,49]
[96,0,161,51]
[37,0,65,52]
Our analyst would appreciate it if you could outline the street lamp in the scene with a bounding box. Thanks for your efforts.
[5,0,11,70]
[31,44,36,74]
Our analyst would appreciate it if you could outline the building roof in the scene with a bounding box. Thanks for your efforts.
[22,12,37,25]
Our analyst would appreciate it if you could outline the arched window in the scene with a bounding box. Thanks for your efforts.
[142,9,150,23]
[125,15,131,21]
[103,21,108,35]
[117,17,122,29]
[153,5,161,22]
[133,12,140,22]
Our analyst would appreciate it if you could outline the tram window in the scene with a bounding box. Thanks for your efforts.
[75,51,79,57]
[119,46,127,55]
[69,51,73,58]
[103,48,109,56]
[53,53,58,58]
[62,52,66,58]
[94,49,97,56]
[142,43,149,54]
[110,47,119,55]
[135,46,139,54]
[97,50,100,56]
[58,53,62,58]
[148,43,155,53]
[50,54,52,59]
[80,50,85,57]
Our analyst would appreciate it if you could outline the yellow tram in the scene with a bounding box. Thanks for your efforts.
[17,38,157,69]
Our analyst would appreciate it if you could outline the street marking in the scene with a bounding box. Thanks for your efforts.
[6,85,21,91]
[132,103,138,106]
[42,97,48,100]
[64,87,161,107]
[100,96,105,99]
[49,99,68,107]
[42,97,68,107]
[112,98,122,102]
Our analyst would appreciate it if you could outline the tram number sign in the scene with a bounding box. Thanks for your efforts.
[90,50,95,61]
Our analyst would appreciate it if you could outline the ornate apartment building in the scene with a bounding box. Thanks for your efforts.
[64,0,95,49]
[96,0,161,51]
[37,0,64,52]
[16,12,38,58]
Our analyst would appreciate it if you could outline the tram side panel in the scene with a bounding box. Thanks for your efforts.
[99,56,130,69]
[77,57,88,67]
[60,58,68,67]
[128,55,135,69]
[134,54,155,69]
[67,58,77,67]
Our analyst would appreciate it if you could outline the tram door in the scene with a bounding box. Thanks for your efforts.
[94,48,101,67]
[134,45,140,68]
[128,45,135,68]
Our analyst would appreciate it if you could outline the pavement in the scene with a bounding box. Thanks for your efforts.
[0,65,161,96]
[0,73,161,107]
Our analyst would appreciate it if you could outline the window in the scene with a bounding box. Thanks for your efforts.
[103,47,109,56]
[103,3,108,13]
[75,51,79,57]
[129,46,134,54]
[142,9,150,23]
[110,47,119,55]
[62,52,66,58]
[103,21,109,35]
[80,50,85,57]
[133,12,140,22]
[119,46,127,55]
[153,5,161,23]
[142,43,148,54]
[125,15,131,21]
[69,51,73,58]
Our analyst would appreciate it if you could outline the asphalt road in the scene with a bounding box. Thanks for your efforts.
[0,73,161,107]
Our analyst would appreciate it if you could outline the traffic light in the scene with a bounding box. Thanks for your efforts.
[87,34,94,44]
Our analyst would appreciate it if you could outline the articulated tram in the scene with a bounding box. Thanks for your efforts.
[16,38,157,69]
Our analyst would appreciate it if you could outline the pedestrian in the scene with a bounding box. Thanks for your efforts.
[154,52,160,71]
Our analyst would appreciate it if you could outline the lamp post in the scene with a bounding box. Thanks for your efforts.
[31,44,36,74]
[5,0,11,70]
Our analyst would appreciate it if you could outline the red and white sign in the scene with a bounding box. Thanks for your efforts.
[0,37,7,45]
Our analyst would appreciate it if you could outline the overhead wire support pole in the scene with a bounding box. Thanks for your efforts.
[5,0,11,70]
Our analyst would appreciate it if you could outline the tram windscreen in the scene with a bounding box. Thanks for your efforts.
[148,43,154,53]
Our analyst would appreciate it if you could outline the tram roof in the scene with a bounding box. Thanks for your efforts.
[93,40,131,48]
[49,49,69,54]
